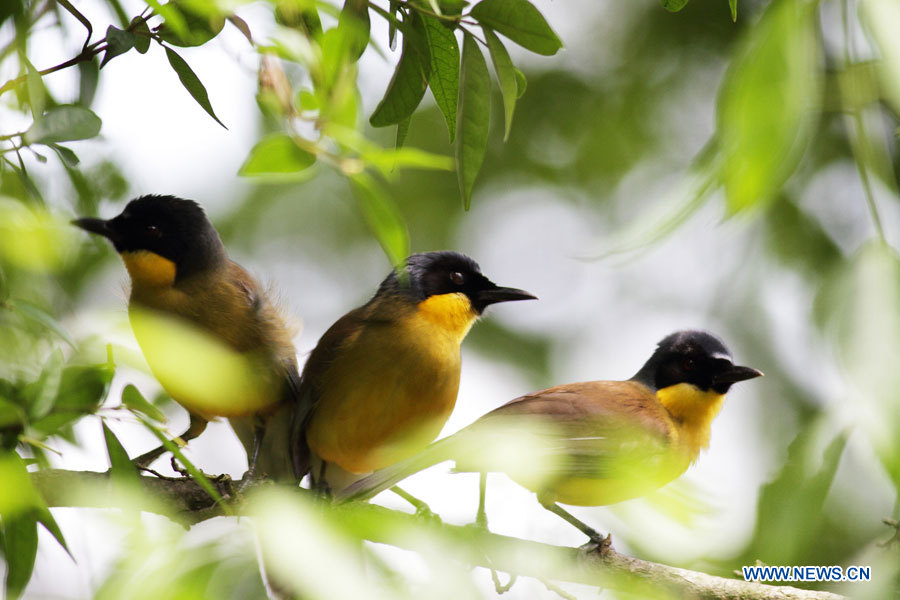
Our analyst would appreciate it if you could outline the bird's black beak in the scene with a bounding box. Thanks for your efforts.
[713,365,764,385]
[72,217,120,246]
[478,286,537,305]
[473,286,537,313]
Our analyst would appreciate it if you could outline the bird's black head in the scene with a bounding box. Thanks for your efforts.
[377,251,536,314]
[632,330,762,394]
[73,195,226,281]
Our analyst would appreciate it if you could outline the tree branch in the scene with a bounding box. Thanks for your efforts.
[30,469,846,600]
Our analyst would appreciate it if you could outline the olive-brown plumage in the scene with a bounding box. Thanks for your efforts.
[290,251,536,493]
[339,330,762,539]
[74,195,300,479]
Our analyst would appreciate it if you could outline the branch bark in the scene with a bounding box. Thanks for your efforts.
[30,469,846,600]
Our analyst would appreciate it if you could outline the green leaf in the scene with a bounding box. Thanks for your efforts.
[661,0,690,12]
[103,421,140,484]
[164,47,226,129]
[53,364,114,413]
[716,0,820,212]
[34,504,70,558]
[227,15,253,45]
[483,28,517,140]
[729,0,738,22]
[0,398,24,429]
[49,144,80,167]
[338,0,370,62]
[396,116,411,148]
[239,134,316,178]
[388,0,400,49]
[816,242,900,486]
[23,56,44,122]
[77,59,99,106]
[370,15,431,127]
[456,33,491,210]
[157,3,225,47]
[470,0,562,56]
[130,16,151,53]
[350,173,410,268]
[121,384,166,423]
[514,67,526,97]
[2,511,37,600]
[361,146,454,175]
[422,15,460,141]
[26,349,64,421]
[101,25,136,67]
[23,105,102,145]
[8,299,76,347]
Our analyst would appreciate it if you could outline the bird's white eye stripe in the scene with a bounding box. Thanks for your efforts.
[710,352,732,361]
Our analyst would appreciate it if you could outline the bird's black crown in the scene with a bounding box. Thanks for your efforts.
[74,195,225,280]
[632,330,761,394]
[376,251,535,314]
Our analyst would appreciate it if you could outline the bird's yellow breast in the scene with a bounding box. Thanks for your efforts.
[306,293,477,474]
[656,383,725,461]
[121,250,176,289]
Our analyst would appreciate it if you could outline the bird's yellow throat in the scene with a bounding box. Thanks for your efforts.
[656,382,725,458]
[121,250,177,288]
[415,292,477,342]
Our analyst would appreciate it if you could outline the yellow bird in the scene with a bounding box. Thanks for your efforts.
[339,330,762,542]
[290,251,536,494]
[74,195,300,480]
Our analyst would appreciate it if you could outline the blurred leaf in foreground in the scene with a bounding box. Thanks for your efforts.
[716,0,821,212]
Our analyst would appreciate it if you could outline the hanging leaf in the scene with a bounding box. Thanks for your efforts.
[483,27,517,140]
[23,105,102,145]
[661,0,690,12]
[49,144,80,168]
[101,25,137,67]
[130,16,151,53]
[455,33,491,209]
[422,14,460,141]
[2,511,38,600]
[239,134,316,178]
[164,46,227,129]
[350,173,409,267]
[121,384,167,423]
[338,0,370,62]
[396,116,411,148]
[370,14,431,127]
[716,0,820,212]
[470,0,562,56]
[156,3,225,47]
[729,0,738,22]
[25,349,64,421]
[103,421,140,485]
[77,59,99,106]
[8,299,76,347]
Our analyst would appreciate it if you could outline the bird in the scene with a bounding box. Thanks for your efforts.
[337,329,763,543]
[73,194,300,481]
[290,251,536,496]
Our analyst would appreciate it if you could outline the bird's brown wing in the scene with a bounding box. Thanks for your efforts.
[463,380,680,481]
[289,305,371,480]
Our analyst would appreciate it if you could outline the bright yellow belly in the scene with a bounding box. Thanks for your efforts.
[307,308,468,474]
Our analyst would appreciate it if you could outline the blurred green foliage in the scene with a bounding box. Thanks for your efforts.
[1,0,899,598]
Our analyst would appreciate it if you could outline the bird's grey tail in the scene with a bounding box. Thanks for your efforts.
[336,435,462,503]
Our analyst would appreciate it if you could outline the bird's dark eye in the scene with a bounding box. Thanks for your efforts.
[145,224,161,237]
[449,271,465,286]
[683,358,696,371]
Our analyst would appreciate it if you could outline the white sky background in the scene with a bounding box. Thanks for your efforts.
[5,0,897,598]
